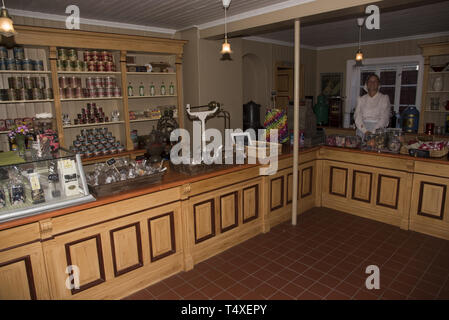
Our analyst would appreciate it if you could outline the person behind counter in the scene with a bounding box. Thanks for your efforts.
[354,73,391,139]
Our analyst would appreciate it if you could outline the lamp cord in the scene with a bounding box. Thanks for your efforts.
[224,6,227,43]
[358,25,362,50]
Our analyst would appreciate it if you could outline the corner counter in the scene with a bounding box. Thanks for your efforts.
[1,145,448,300]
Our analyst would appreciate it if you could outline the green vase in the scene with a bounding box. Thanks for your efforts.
[15,134,26,156]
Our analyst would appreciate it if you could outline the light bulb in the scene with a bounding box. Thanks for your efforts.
[0,7,17,37]
[355,49,363,61]
[221,42,232,54]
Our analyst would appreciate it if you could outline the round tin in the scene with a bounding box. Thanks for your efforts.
[31,88,43,100]
[83,51,91,62]
[13,47,25,60]
[64,87,74,99]
[0,46,8,59]
[16,88,27,100]
[8,77,23,89]
[57,48,68,60]
[5,58,16,70]
[96,61,105,72]
[56,60,64,71]
[74,87,82,99]
[23,76,33,89]
[94,77,103,88]
[105,61,114,72]
[7,88,17,101]
[43,88,53,100]
[22,59,33,71]
[15,59,23,71]
[105,87,114,97]
[91,51,99,61]
[68,49,78,61]
[86,77,95,88]
[68,76,82,88]
[35,60,44,71]
[59,76,68,89]
[34,77,46,89]
[87,61,96,71]
[87,88,96,98]
[96,87,105,98]
[64,60,74,71]
[113,87,121,97]
[0,58,6,70]
[59,87,65,99]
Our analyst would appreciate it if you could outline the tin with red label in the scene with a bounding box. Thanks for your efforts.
[105,61,114,72]
[113,87,121,97]
[94,77,103,88]
[83,51,91,62]
[68,76,82,88]
[32,88,44,100]
[96,61,105,72]
[87,61,96,72]
[34,77,46,89]
[85,77,95,88]
[91,51,99,61]
[64,88,74,99]
[74,87,82,99]
[96,87,105,98]
[105,87,114,97]
[104,76,115,87]
[59,76,68,89]
[59,88,65,99]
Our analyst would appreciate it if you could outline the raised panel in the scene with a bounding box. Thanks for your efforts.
[287,173,293,204]
[301,166,313,198]
[220,192,239,233]
[329,166,348,198]
[148,212,176,262]
[270,176,284,211]
[110,223,143,277]
[418,182,446,220]
[352,170,372,203]
[65,235,105,295]
[0,256,36,300]
[243,185,259,224]
[193,199,215,244]
[376,175,400,209]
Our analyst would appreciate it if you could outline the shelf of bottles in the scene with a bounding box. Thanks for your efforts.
[0,45,55,152]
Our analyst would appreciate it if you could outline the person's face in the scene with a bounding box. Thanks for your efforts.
[366,76,380,93]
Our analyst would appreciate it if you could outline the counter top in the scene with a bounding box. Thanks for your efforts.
[1,144,448,231]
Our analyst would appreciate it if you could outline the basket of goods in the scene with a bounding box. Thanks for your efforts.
[401,140,448,158]
[344,135,361,149]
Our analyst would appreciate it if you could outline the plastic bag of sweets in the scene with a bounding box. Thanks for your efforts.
[8,167,26,206]
[0,186,6,208]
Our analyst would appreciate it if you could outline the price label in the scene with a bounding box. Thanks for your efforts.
[107,158,116,166]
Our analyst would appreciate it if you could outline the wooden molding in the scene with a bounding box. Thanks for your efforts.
[329,166,348,198]
[301,166,314,199]
[0,255,37,300]
[219,191,239,233]
[242,185,259,224]
[376,174,400,210]
[193,199,216,244]
[270,176,285,211]
[417,181,446,220]
[148,212,176,262]
[351,170,372,203]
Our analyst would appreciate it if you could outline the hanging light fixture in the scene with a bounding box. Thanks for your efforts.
[220,0,232,61]
[0,0,17,37]
[355,18,364,67]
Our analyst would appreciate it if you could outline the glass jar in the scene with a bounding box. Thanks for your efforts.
[386,128,402,153]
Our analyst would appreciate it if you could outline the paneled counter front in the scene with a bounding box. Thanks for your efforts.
[1,146,449,299]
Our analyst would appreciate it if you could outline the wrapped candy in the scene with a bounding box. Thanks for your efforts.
[9,167,26,206]
[0,186,6,208]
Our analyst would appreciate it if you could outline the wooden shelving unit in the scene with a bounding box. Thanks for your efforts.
[6,25,186,153]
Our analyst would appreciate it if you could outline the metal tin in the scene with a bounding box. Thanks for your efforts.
[34,77,46,89]
[87,88,96,98]
[70,60,82,72]
[83,51,91,62]
[15,59,23,71]
[57,48,68,60]
[59,76,68,89]
[94,77,103,88]
[96,87,105,98]
[104,76,115,87]
[100,51,108,61]
[34,60,44,71]
[59,88,65,99]
[56,60,64,71]
[16,88,27,101]
[0,46,8,59]
[91,51,99,61]
[105,61,114,72]
[113,87,121,97]
[105,87,114,97]
[107,52,113,62]
[13,47,25,60]
[86,77,95,88]
[96,61,105,72]
[31,88,43,100]
[68,49,78,61]
[8,77,23,89]
[7,88,17,101]
[68,76,81,88]
[43,88,53,100]
[5,58,16,70]
[74,87,82,99]
[64,88,74,99]
[23,76,33,89]
[87,61,96,72]
[0,58,6,70]
[22,59,33,71]
[64,60,74,71]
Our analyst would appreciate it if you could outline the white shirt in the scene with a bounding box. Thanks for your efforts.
[354,91,390,134]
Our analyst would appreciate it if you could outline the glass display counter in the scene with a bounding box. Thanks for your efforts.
[0,148,95,223]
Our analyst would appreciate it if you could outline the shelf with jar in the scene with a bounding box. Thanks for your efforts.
[126,80,176,98]
[55,48,120,73]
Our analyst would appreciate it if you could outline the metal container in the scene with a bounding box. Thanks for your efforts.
[23,76,33,89]
[0,58,6,70]
[94,77,103,88]
[96,87,105,98]
[5,58,16,70]
[83,51,91,62]
[7,88,17,101]
[8,77,23,89]
[22,59,33,71]
[87,61,96,72]
[33,77,46,89]
[64,87,74,99]
[67,49,78,61]
[31,88,44,100]
[59,87,65,99]
[105,87,114,97]
[96,61,105,72]
[87,88,96,98]
[56,60,64,71]
[57,48,68,60]
[105,61,114,72]
[0,46,8,59]
[113,87,121,97]
[34,60,44,71]
[68,76,81,88]
[86,77,95,88]
[74,87,82,99]
[13,47,25,60]
[16,88,27,101]
[91,51,99,61]
[64,60,74,71]
[15,59,23,70]
[43,88,53,100]
[59,76,68,89]
[104,76,115,87]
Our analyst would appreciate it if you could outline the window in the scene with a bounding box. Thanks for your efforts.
[359,64,419,115]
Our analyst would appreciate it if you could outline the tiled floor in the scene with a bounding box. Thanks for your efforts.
[124,208,449,300]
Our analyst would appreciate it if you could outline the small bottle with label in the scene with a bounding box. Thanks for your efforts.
[160,82,166,96]
[169,82,175,96]
[127,82,133,97]
[149,82,155,96]
[139,82,145,96]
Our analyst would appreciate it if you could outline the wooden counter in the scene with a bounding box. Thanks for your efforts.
[1,145,448,300]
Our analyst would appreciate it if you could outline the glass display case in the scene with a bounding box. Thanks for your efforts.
[0,148,95,223]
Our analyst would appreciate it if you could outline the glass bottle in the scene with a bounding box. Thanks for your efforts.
[169,82,175,96]
[160,82,166,96]
[139,82,145,96]
[149,82,155,96]
[127,82,133,97]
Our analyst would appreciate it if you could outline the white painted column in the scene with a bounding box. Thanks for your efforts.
[292,19,300,226]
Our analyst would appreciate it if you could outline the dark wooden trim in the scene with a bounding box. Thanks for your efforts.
[109,222,143,277]
[65,234,106,295]
[0,255,37,300]
[286,173,293,205]
[193,199,216,244]
[243,185,259,224]
[301,166,314,199]
[148,212,177,262]
[329,166,348,198]
[417,181,446,220]
[351,170,372,203]
[219,191,239,233]
[376,174,400,210]
[270,176,285,211]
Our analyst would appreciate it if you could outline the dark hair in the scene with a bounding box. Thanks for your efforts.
[366,73,380,83]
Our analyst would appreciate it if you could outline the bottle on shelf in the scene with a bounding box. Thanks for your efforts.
[160,82,166,96]
[139,82,145,96]
[169,82,175,96]
[127,82,134,97]
[150,82,155,97]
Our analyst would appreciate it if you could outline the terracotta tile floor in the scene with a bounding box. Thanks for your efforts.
[124,208,449,300]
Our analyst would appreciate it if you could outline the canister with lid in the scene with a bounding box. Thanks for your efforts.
[23,76,33,89]
[0,46,8,59]
[5,58,16,70]
[68,49,78,61]
[96,61,105,72]
[13,47,25,60]
[33,77,46,89]
[34,60,44,71]
[22,59,33,71]
[0,58,6,70]
[31,88,44,100]
[43,88,53,100]
[8,77,23,89]
[57,48,68,60]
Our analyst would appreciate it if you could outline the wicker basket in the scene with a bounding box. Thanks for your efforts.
[400,145,448,158]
